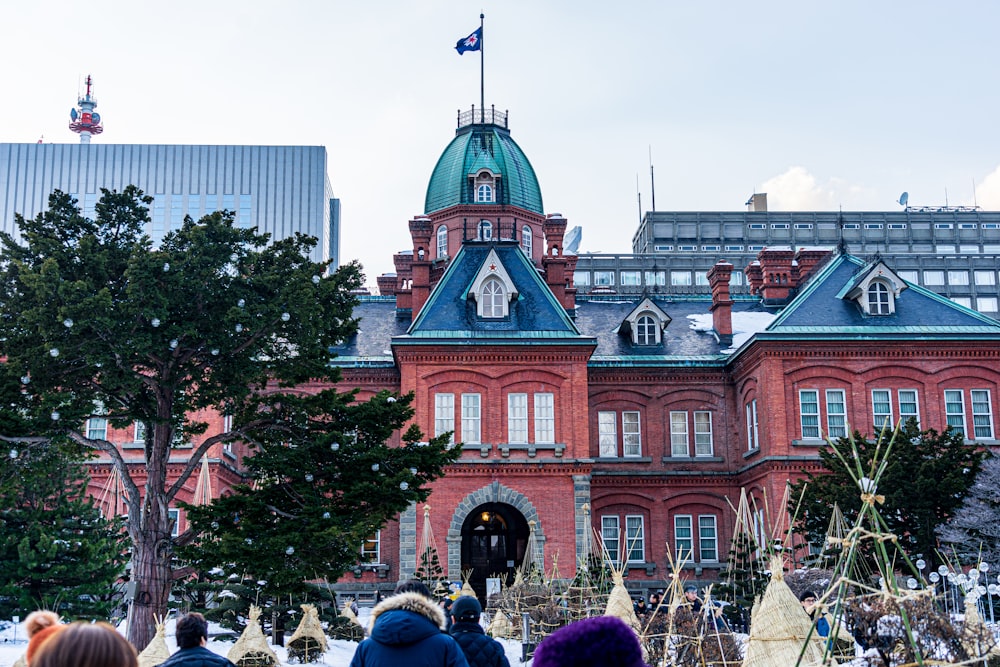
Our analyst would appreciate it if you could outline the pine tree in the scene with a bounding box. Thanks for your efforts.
[414,545,446,590]
[937,453,1000,567]
[714,531,766,632]
[0,441,127,619]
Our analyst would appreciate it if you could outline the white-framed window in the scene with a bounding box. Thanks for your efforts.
[864,223,883,230]
[620,271,641,286]
[168,508,181,537]
[476,184,494,203]
[644,271,665,286]
[436,225,448,259]
[695,271,709,286]
[975,271,997,286]
[800,390,821,439]
[598,411,617,457]
[923,271,945,286]
[872,389,893,430]
[945,389,966,436]
[948,271,970,286]
[694,411,713,456]
[701,245,720,252]
[594,271,615,286]
[461,393,481,444]
[771,223,790,229]
[935,223,954,229]
[868,282,890,315]
[653,245,673,252]
[899,389,919,424]
[678,245,697,251]
[937,245,956,254]
[361,531,381,563]
[435,393,455,444]
[86,401,108,440]
[953,297,973,308]
[745,399,759,451]
[508,393,528,444]
[842,223,860,229]
[625,515,645,563]
[826,390,847,439]
[674,515,693,562]
[977,297,999,312]
[730,271,744,286]
[134,421,146,444]
[898,270,919,283]
[960,223,978,229]
[699,515,718,562]
[222,415,234,454]
[888,223,907,229]
[972,390,994,439]
[601,516,620,565]
[521,225,532,256]
[670,411,688,457]
[478,220,492,240]
[623,411,641,457]
[534,393,555,444]
[794,223,813,230]
[748,223,766,230]
[573,271,590,287]
[725,245,744,252]
[636,314,657,346]
[671,271,692,286]
[481,278,505,318]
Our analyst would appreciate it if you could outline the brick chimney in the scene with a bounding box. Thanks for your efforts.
[756,247,796,305]
[792,247,832,284]
[376,274,397,297]
[745,260,763,295]
[707,261,734,346]
[542,214,576,311]
[408,217,433,317]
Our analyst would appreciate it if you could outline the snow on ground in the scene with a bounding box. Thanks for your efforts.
[0,609,528,667]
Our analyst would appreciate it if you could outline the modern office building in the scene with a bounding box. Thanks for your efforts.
[0,142,340,266]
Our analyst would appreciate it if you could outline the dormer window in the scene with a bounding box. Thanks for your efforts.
[868,281,890,315]
[482,278,505,317]
[617,298,671,346]
[636,314,657,345]
[478,220,493,240]
[436,225,448,259]
[477,184,494,203]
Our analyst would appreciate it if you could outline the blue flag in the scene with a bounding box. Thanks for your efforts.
[455,27,482,54]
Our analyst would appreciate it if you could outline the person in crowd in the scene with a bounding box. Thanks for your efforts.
[800,590,831,638]
[648,590,663,609]
[633,597,648,618]
[350,579,469,667]
[448,595,510,667]
[531,616,648,667]
[32,621,137,667]
[684,585,703,614]
[158,612,237,667]
[440,595,455,632]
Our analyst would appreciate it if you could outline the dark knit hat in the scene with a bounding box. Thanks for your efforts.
[799,590,818,602]
[451,595,482,621]
[532,616,648,667]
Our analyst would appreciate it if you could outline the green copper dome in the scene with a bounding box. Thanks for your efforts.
[424,122,543,215]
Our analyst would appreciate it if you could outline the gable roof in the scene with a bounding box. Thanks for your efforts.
[761,253,1000,337]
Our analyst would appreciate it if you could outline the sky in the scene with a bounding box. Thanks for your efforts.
[3,1,1000,289]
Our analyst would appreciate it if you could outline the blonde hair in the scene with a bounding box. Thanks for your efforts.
[33,622,137,667]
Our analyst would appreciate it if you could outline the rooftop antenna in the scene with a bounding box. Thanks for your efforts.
[68,74,104,144]
[973,178,978,208]
[649,145,656,212]
[944,187,949,207]
[636,173,642,225]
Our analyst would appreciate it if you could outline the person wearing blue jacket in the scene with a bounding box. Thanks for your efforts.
[448,596,509,667]
[349,581,469,667]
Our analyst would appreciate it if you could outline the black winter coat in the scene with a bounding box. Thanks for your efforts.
[157,646,236,667]
[449,621,510,667]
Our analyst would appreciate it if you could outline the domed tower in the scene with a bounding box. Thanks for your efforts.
[382,105,575,316]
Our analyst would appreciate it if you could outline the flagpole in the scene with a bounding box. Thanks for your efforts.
[480,13,485,123]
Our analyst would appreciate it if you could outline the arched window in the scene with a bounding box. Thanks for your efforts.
[477,184,494,203]
[482,278,505,318]
[868,282,890,315]
[436,225,448,259]
[521,225,532,256]
[478,220,493,241]
[636,314,657,345]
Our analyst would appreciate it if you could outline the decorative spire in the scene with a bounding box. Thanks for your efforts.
[69,74,104,144]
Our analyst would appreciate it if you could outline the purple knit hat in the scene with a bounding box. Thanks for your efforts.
[531,616,648,667]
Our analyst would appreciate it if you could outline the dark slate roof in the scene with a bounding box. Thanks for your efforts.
[328,298,406,367]
[575,297,766,364]
[400,242,584,343]
[765,253,1000,336]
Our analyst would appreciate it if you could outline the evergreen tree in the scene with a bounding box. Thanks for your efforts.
[413,544,446,591]
[0,187,457,647]
[790,419,987,574]
[937,453,1000,567]
[714,531,767,632]
[0,441,127,619]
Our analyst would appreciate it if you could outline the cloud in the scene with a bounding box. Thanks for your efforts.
[976,166,1000,209]
[759,166,837,210]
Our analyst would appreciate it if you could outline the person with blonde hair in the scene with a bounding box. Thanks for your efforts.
[32,621,137,667]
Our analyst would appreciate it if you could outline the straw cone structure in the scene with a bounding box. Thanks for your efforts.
[228,606,279,667]
[287,604,328,663]
[487,609,515,639]
[137,617,172,667]
[743,561,834,667]
[340,599,362,626]
[604,571,641,633]
[962,594,1000,659]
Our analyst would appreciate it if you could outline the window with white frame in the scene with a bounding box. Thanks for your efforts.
[86,402,108,440]
[674,515,693,562]
[670,412,688,457]
[948,271,970,286]
[694,411,713,456]
[461,394,481,444]
[945,390,966,436]
[868,282,890,315]
[826,390,847,438]
[899,389,919,424]
[923,271,945,285]
[695,272,709,286]
[972,390,994,439]
[134,421,146,444]
[435,393,455,444]
[476,184,494,203]
[168,508,181,537]
[478,220,492,240]
[898,271,919,283]
[731,271,745,286]
[625,515,645,563]
[481,279,505,318]
[601,516,621,564]
[222,415,234,454]
[361,531,381,563]
[699,515,718,562]
[636,314,657,346]
[872,389,920,429]
[621,271,641,286]
[800,389,846,439]
[521,225,532,256]
[594,271,614,286]
[623,412,641,456]
[746,399,759,451]
[644,271,665,286]
[978,297,999,312]
[598,411,617,457]
[800,390,821,439]
[953,297,973,308]
[508,393,528,443]
[437,225,448,259]
[534,393,555,443]
[671,271,692,286]
[573,272,590,287]
[872,389,893,430]
[975,271,997,286]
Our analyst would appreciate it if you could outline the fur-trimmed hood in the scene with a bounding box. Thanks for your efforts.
[367,592,447,647]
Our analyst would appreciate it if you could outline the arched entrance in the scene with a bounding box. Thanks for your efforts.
[461,503,530,601]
